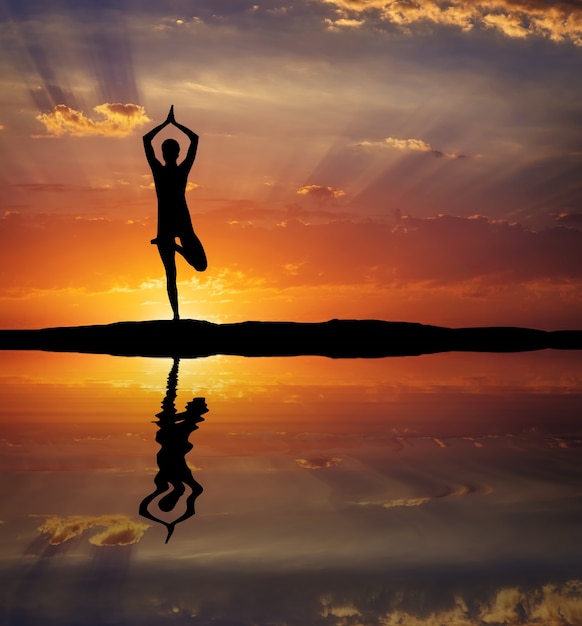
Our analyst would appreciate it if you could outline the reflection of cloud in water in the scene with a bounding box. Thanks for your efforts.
[37,514,149,546]
[10,564,578,626]
[354,484,493,509]
[295,457,343,469]
[1,352,581,623]
[344,580,582,626]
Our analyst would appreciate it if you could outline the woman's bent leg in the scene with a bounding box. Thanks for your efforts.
[178,229,207,272]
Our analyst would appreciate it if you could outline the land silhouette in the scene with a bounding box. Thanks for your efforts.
[0,319,579,358]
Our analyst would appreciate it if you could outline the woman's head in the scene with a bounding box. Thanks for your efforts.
[162,138,180,163]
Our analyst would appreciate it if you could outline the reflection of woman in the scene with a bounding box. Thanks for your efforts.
[139,358,208,543]
[143,105,207,320]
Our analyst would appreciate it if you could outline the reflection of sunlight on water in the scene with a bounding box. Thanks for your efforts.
[2,350,580,395]
[0,349,580,625]
[1,352,581,439]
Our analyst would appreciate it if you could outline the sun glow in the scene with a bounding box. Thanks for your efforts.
[0,0,579,331]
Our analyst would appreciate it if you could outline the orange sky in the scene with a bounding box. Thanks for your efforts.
[0,0,581,329]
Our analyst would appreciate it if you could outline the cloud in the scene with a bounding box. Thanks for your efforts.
[140,181,200,191]
[321,0,582,46]
[356,483,490,508]
[557,212,582,229]
[358,136,469,159]
[324,17,365,30]
[480,587,524,624]
[37,514,149,546]
[35,103,151,137]
[296,457,343,469]
[88,522,148,547]
[297,184,346,201]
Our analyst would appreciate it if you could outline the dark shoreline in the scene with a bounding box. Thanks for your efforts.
[0,319,580,358]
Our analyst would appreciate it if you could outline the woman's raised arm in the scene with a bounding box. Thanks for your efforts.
[170,108,199,171]
[143,107,174,166]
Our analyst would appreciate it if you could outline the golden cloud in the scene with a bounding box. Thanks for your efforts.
[38,514,149,546]
[358,136,468,158]
[319,582,582,626]
[324,16,365,29]
[296,185,346,200]
[323,0,582,45]
[373,602,475,626]
[36,103,151,137]
[140,181,199,191]
[296,457,343,469]
[88,521,149,547]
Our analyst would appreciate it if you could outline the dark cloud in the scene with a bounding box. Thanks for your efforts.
[557,212,582,229]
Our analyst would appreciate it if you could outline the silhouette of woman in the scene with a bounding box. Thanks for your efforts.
[139,358,208,543]
[143,106,207,320]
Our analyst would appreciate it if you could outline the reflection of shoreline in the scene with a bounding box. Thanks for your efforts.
[139,357,207,543]
[0,319,580,358]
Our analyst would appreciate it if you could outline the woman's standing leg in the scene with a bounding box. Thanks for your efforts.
[158,242,180,320]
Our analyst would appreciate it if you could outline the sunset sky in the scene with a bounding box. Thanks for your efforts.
[1,0,581,329]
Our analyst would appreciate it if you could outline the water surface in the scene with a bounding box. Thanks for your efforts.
[0,350,581,625]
